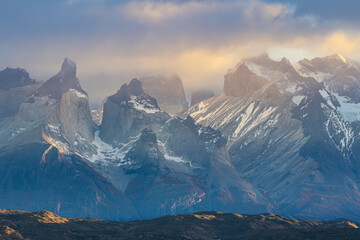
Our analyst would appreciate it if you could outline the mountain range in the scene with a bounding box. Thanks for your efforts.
[0,53,360,222]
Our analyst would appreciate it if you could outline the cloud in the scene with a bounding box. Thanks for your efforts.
[121,1,202,23]
[121,0,291,23]
[320,32,360,54]
[0,0,359,103]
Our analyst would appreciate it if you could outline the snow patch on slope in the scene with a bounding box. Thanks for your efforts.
[129,96,160,114]
[69,89,87,98]
[158,141,187,163]
[292,95,305,105]
[319,89,336,109]
[333,93,360,122]
[90,130,134,165]
[294,63,332,83]
[321,103,354,156]
[233,103,277,138]
[320,89,360,122]
[245,62,274,80]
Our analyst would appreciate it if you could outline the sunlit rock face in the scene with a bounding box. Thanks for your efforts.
[140,75,188,116]
[183,53,360,221]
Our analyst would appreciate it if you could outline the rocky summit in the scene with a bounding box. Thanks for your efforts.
[0,68,36,90]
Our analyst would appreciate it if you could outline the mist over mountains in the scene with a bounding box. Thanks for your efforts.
[1,53,360,222]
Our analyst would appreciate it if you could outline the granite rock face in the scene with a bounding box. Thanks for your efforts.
[140,75,188,116]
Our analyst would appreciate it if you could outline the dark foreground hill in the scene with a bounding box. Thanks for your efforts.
[0,210,359,240]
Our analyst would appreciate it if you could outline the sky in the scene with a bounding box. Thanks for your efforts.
[1,0,360,103]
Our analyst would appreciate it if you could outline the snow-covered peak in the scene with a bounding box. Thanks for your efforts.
[280,57,292,65]
[129,95,160,114]
[296,54,359,75]
[69,88,87,98]
[227,52,272,74]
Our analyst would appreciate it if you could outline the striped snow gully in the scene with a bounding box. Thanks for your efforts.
[321,103,355,158]
[90,130,136,165]
[188,95,278,145]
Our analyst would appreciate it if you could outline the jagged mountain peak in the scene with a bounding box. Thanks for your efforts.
[99,79,169,144]
[111,78,145,100]
[60,57,76,76]
[276,57,297,73]
[229,52,295,76]
[280,57,291,65]
[124,127,165,170]
[128,78,144,96]
[108,79,159,109]
[3,67,29,74]
[139,127,157,144]
[245,52,275,66]
[109,83,131,103]
[247,52,271,62]
[223,62,283,104]
[182,115,198,135]
[0,67,36,90]
[297,53,359,75]
[249,54,295,73]
[326,53,348,63]
[34,58,85,100]
[259,51,270,58]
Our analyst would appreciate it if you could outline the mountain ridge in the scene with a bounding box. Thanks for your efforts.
[0,209,358,240]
